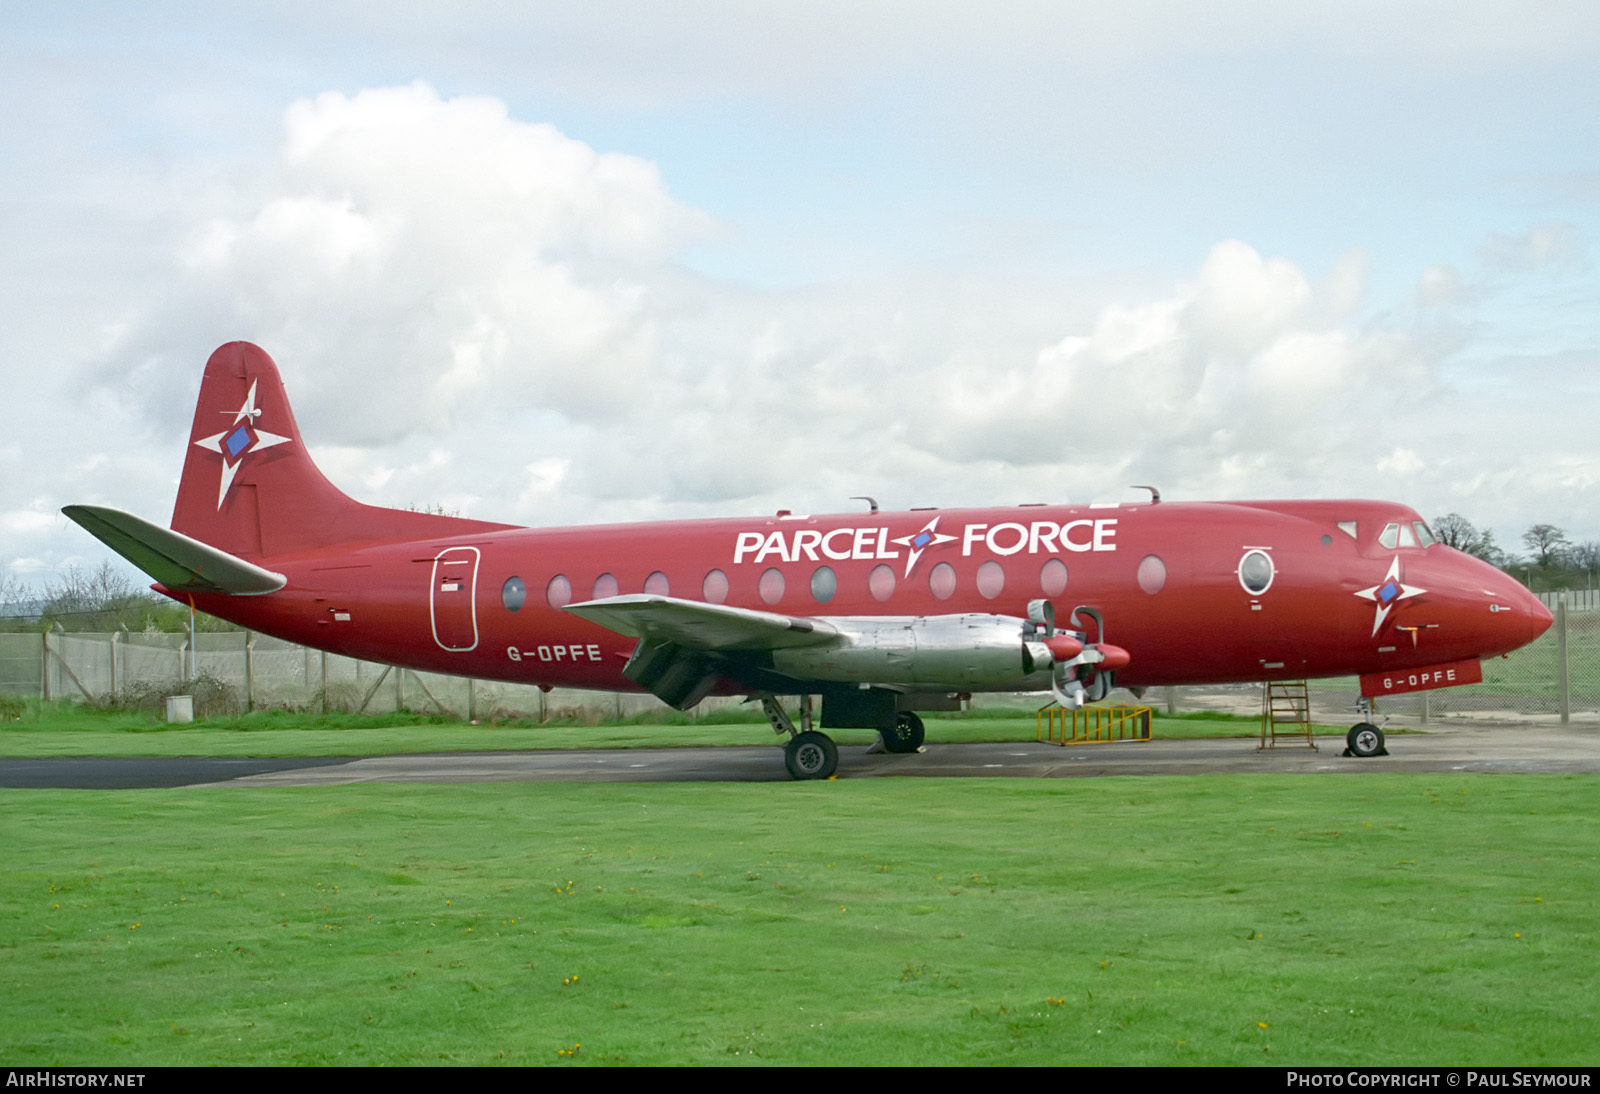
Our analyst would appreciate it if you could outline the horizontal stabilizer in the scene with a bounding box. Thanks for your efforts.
[61,504,286,596]
[563,594,838,652]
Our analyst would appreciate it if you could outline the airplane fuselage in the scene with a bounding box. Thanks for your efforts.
[179,497,1549,695]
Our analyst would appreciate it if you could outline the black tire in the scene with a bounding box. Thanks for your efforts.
[784,731,839,780]
[1347,723,1385,758]
[880,711,925,753]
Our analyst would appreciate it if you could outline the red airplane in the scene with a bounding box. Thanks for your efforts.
[64,342,1552,779]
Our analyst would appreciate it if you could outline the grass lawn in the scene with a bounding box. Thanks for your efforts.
[2,775,1594,1065]
[0,702,1326,759]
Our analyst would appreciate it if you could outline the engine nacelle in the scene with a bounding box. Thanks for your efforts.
[770,613,1053,689]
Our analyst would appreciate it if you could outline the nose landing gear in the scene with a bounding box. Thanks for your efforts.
[1344,697,1389,757]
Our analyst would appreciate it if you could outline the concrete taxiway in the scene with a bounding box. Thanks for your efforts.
[4,723,1596,789]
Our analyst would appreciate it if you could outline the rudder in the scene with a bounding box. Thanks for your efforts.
[171,342,510,557]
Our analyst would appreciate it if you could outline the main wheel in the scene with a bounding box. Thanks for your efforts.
[784,731,839,780]
[880,711,926,753]
[1347,723,1386,758]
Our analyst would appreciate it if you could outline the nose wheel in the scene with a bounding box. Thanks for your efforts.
[1345,723,1387,758]
[1343,697,1390,757]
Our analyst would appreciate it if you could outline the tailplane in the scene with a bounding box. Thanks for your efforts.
[171,342,512,558]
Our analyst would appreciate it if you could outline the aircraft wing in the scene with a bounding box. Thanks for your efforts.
[563,594,839,651]
[60,504,287,596]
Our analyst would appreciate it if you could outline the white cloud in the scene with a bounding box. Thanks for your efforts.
[0,507,59,537]
[1417,266,1469,308]
[1478,221,1587,274]
[1003,240,1429,486]
[164,82,716,445]
[1378,447,1427,477]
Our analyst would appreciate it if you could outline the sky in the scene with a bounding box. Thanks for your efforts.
[4,1,1598,585]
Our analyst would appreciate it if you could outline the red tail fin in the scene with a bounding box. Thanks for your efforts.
[171,342,511,557]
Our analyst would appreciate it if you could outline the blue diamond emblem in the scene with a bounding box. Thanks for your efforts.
[225,426,253,458]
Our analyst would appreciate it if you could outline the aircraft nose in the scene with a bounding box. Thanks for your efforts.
[1491,571,1553,649]
[1434,552,1554,658]
[1521,588,1554,644]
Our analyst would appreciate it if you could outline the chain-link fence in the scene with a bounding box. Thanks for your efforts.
[3,598,1595,724]
[0,630,706,721]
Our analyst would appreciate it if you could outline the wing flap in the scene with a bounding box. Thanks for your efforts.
[563,594,838,651]
[61,504,287,596]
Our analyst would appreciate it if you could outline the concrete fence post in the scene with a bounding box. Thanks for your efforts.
[1557,600,1570,726]
[245,632,256,711]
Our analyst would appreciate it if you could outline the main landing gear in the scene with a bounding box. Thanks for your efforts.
[760,696,926,779]
[763,694,839,780]
[879,711,925,754]
[1343,698,1389,758]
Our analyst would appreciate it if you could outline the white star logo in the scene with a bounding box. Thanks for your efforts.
[192,380,292,509]
[1354,555,1427,637]
[890,516,957,577]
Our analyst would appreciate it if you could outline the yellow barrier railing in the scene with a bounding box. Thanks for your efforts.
[1037,702,1153,745]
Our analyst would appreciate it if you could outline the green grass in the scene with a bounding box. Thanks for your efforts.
[0,702,1317,759]
[2,776,1594,1065]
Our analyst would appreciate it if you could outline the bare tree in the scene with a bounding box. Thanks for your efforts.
[40,562,158,631]
[1570,540,1600,577]
[1522,524,1570,568]
[1433,513,1481,551]
[1475,531,1513,568]
[1432,513,1509,565]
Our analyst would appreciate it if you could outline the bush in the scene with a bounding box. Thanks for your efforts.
[93,670,242,718]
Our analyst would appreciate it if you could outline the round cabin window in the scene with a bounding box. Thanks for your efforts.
[1137,555,1167,595]
[1040,558,1068,596]
[1238,550,1275,595]
[502,576,527,612]
[976,560,1004,600]
[544,574,570,609]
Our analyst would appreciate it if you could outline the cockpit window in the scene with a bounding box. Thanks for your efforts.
[1379,520,1433,549]
[1337,521,1358,539]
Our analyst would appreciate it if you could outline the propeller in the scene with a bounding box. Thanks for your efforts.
[1024,599,1131,708]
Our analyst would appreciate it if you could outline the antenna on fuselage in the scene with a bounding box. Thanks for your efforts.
[850,496,880,513]
[1131,485,1161,504]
